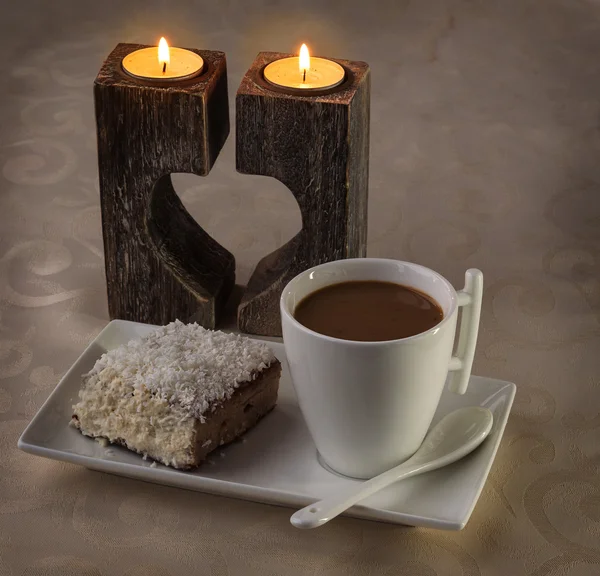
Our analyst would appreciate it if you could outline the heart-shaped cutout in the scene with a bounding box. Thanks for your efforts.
[171,170,301,289]
[165,170,303,331]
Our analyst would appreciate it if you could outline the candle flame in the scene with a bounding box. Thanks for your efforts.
[158,37,170,67]
[299,43,310,75]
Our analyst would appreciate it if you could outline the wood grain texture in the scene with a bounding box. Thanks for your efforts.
[95,43,234,328]
[236,52,370,336]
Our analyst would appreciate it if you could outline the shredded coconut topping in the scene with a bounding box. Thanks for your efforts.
[82,320,276,421]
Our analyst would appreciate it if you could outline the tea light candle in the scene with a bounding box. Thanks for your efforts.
[122,37,204,81]
[263,44,345,91]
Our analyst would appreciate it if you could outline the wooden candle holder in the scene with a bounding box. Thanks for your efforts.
[95,43,234,328]
[236,52,370,336]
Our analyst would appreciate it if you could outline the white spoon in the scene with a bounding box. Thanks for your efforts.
[290,406,494,529]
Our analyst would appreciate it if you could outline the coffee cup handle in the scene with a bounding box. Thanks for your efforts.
[448,269,484,394]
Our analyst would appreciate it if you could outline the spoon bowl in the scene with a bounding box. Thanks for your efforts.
[291,406,494,529]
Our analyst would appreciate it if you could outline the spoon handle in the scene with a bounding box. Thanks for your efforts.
[290,459,429,529]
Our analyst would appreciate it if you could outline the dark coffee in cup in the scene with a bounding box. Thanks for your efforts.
[293,280,443,342]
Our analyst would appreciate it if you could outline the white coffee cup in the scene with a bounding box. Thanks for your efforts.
[280,259,483,479]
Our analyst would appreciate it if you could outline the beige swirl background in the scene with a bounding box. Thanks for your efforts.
[2,0,600,574]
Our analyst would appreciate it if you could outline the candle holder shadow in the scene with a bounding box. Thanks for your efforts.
[236,52,370,336]
[95,44,234,328]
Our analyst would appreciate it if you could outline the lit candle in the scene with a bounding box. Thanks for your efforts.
[263,44,345,91]
[122,37,204,81]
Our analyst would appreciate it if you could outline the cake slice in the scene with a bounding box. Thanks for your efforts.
[71,320,281,469]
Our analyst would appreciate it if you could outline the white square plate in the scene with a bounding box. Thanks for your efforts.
[18,320,515,530]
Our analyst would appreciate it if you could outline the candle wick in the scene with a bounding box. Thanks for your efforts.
[303,68,306,82]
[162,62,167,73]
